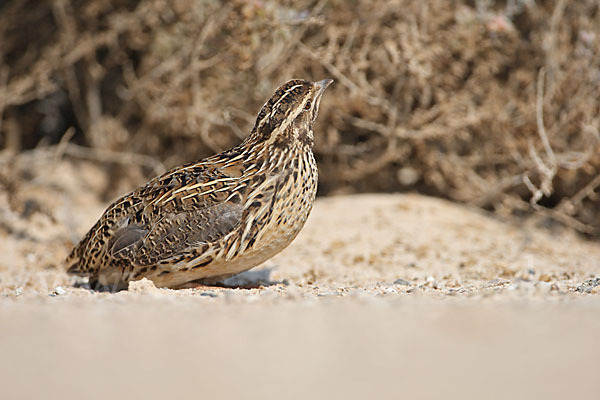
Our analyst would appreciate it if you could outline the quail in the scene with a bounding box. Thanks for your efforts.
[66,79,333,290]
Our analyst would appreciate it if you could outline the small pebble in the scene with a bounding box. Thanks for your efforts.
[575,278,600,293]
[383,287,397,294]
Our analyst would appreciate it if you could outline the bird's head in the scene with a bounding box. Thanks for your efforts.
[249,78,333,148]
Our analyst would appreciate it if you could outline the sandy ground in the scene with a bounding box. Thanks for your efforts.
[1,159,600,399]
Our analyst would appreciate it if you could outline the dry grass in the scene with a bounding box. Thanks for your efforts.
[0,0,599,235]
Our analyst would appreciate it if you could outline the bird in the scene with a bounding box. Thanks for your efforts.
[66,78,333,291]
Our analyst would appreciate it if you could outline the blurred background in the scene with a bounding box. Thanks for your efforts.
[2,4,600,399]
[0,0,599,236]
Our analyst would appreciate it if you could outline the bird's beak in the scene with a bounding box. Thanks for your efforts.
[314,79,334,97]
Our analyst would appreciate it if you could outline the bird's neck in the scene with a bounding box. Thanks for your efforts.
[243,125,313,154]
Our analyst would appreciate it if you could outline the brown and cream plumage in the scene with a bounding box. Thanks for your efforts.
[66,78,332,290]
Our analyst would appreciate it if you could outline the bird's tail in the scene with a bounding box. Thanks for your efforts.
[65,245,86,276]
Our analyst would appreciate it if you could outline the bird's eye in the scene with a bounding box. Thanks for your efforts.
[304,100,312,111]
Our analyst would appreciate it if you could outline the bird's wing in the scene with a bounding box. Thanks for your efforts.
[109,164,246,266]
[110,201,243,266]
[67,162,247,276]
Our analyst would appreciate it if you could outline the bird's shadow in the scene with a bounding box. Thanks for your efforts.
[213,267,288,289]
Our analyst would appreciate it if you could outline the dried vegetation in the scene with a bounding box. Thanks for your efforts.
[0,0,599,235]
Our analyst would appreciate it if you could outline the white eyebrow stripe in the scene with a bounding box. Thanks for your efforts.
[269,84,304,117]
[270,92,289,117]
